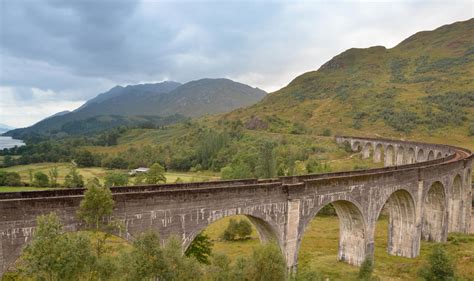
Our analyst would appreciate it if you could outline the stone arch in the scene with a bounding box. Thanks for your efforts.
[427,150,435,161]
[374,143,384,163]
[376,189,418,257]
[352,141,362,152]
[448,174,464,233]
[396,146,405,165]
[436,151,443,159]
[299,200,367,266]
[416,149,425,162]
[422,181,447,242]
[385,145,395,166]
[183,214,281,253]
[406,147,416,164]
[362,142,374,159]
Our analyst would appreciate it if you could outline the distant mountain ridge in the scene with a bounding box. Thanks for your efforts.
[0,123,15,134]
[6,78,266,139]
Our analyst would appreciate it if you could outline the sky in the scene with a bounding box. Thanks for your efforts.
[0,0,473,128]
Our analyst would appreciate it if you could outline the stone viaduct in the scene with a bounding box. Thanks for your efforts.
[0,136,472,276]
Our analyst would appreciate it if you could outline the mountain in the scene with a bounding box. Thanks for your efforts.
[0,123,15,134]
[6,79,266,139]
[219,19,474,143]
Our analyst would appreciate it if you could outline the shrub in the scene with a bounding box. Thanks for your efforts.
[419,244,456,281]
[358,256,374,280]
[64,166,84,188]
[469,123,474,136]
[0,171,22,186]
[322,128,332,136]
[33,171,49,187]
[222,218,253,241]
[104,173,128,187]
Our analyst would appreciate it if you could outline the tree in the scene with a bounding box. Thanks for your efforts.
[77,179,115,231]
[49,166,59,187]
[64,166,84,188]
[21,213,94,281]
[358,256,374,281]
[245,243,286,281]
[162,237,203,280]
[33,171,49,187]
[236,219,252,239]
[185,233,213,264]
[122,231,168,281]
[0,171,22,186]
[3,155,14,167]
[104,172,128,187]
[222,218,240,241]
[75,150,97,167]
[145,163,166,184]
[419,244,456,281]
[256,141,276,179]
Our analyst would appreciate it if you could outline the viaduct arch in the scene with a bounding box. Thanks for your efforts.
[0,136,472,276]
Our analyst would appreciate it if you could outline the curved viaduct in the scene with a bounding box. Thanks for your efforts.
[0,136,472,276]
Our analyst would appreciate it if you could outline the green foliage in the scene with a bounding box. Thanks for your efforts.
[104,172,128,187]
[468,123,474,136]
[358,256,375,280]
[419,244,457,281]
[48,166,59,187]
[185,233,213,264]
[64,166,84,188]
[2,155,14,167]
[256,141,276,178]
[245,243,287,281]
[122,231,168,281]
[195,130,230,170]
[145,163,167,184]
[0,171,22,186]
[33,171,49,187]
[222,219,253,241]
[77,179,115,230]
[21,213,95,281]
[322,128,332,136]
[162,237,203,280]
[75,150,99,167]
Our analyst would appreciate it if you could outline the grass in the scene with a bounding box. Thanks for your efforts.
[0,162,219,192]
[204,215,474,280]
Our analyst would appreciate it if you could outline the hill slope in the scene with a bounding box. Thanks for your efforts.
[220,19,474,146]
[6,79,266,139]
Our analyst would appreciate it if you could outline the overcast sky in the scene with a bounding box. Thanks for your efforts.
[0,0,472,128]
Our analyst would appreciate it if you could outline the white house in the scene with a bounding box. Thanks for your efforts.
[129,167,149,176]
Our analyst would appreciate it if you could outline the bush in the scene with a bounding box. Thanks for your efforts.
[222,219,253,241]
[358,256,374,280]
[64,166,84,188]
[419,244,456,281]
[469,123,474,136]
[104,173,128,187]
[0,171,22,186]
[33,171,49,187]
[322,128,332,136]
[185,233,213,265]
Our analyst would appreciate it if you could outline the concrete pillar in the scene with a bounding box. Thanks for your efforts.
[422,182,448,242]
[0,238,4,278]
[373,144,382,163]
[396,147,405,165]
[386,190,418,257]
[448,175,464,233]
[284,199,301,273]
[385,145,394,167]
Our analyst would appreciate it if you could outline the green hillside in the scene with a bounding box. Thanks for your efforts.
[218,19,474,149]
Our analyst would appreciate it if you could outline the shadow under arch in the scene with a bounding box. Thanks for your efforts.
[385,145,395,166]
[183,214,281,255]
[362,142,374,159]
[298,200,367,267]
[416,148,425,162]
[448,174,464,232]
[422,181,447,242]
[374,143,384,163]
[427,150,435,161]
[375,189,418,258]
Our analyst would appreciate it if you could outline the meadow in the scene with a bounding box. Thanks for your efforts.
[0,162,218,192]
[204,215,474,280]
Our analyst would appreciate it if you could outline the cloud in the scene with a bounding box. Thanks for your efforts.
[0,0,473,127]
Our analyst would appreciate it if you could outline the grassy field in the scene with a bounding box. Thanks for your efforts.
[203,215,474,281]
[0,162,219,192]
